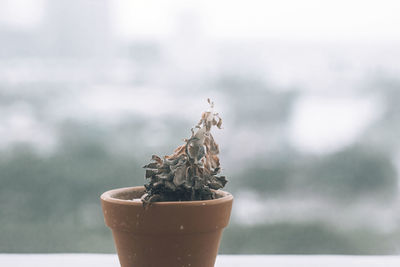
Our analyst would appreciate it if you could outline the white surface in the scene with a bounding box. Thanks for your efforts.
[0,254,400,267]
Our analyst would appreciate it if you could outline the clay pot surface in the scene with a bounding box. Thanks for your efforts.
[101,186,233,267]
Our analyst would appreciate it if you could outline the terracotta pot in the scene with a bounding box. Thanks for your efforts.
[101,186,233,267]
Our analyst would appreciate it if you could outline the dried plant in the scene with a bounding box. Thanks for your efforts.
[141,99,227,204]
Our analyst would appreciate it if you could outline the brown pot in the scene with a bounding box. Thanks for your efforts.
[101,186,233,267]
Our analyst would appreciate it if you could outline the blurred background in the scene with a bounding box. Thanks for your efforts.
[1,0,400,254]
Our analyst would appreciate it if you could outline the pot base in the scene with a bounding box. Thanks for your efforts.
[113,229,222,267]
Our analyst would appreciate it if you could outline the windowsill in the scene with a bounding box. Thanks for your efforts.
[0,254,399,266]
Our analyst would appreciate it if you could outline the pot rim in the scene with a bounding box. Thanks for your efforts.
[101,186,233,207]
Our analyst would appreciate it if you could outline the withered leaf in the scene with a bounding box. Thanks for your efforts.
[216,117,222,129]
[208,176,227,190]
[156,173,170,180]
[194,178,203,190]
[165,180,177,190]
[143,162,158,169]
[151,155,162,164]
[173,166,186,186]
[153,181,164,189]
[145,169,156,178]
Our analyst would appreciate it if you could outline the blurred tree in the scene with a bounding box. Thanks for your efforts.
[306,145,397,201]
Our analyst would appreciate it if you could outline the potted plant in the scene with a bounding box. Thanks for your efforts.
[101,99,233,267]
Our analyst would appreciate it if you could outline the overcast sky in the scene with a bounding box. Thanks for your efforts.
[1,0,400,42]
[114,0,400,41]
